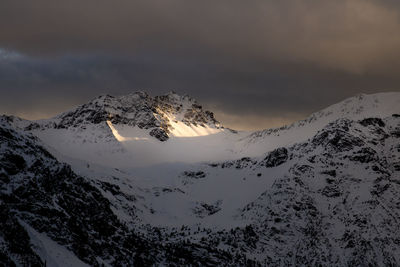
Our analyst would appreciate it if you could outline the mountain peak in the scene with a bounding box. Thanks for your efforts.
[241,92,400,155]
[34,91,222,141]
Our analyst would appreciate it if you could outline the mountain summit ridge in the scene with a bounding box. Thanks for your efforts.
[2,91,399,168]
[42,91,222,141]
[240,92,400,156]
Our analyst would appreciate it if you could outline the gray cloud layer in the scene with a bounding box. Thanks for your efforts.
[1,0,400,129]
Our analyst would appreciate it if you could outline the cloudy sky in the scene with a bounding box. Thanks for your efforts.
[1,0,400,130]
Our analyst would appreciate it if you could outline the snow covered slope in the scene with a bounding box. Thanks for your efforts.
[8,91,244,168]
[239,92,400,156]
[0,118,130,266]
[9,91,399,169]
[0,117,251,266]
[97,114,400,266]
[1,91,400,266]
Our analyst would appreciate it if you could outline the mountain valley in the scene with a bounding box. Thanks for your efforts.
[1,92,400,266]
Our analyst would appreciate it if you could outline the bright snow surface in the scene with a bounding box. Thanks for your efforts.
[24,92,398,228]
[29,92,399,168]
[2,91,399,266]
[17,92,399,229]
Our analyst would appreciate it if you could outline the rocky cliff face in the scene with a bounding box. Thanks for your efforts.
[0,118,134,265]
[210,115,400,265]
[25,91,221,142]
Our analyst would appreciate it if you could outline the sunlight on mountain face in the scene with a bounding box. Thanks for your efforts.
[106,120,148,141]
[165,114,223,138]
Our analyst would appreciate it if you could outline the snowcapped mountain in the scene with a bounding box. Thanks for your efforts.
[7,91,241,168]
[1,91,400,266]
[24,91,223,141]
[239,92,400,156]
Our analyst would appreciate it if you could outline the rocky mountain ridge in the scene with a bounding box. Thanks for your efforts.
[1,92,400,266]
[239,92,400,157]
[23,91,221,142]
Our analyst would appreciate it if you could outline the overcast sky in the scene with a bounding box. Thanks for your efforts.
[1,0,400,130]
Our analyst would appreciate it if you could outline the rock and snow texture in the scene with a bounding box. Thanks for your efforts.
[7,91,240,168]
[1,91,400,266]
[0,117,250,266]
[235,116,400,265]
[240,92,400,156]
[31,91,222,141]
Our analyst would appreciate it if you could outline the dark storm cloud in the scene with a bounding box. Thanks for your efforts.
[1,0,400,129]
